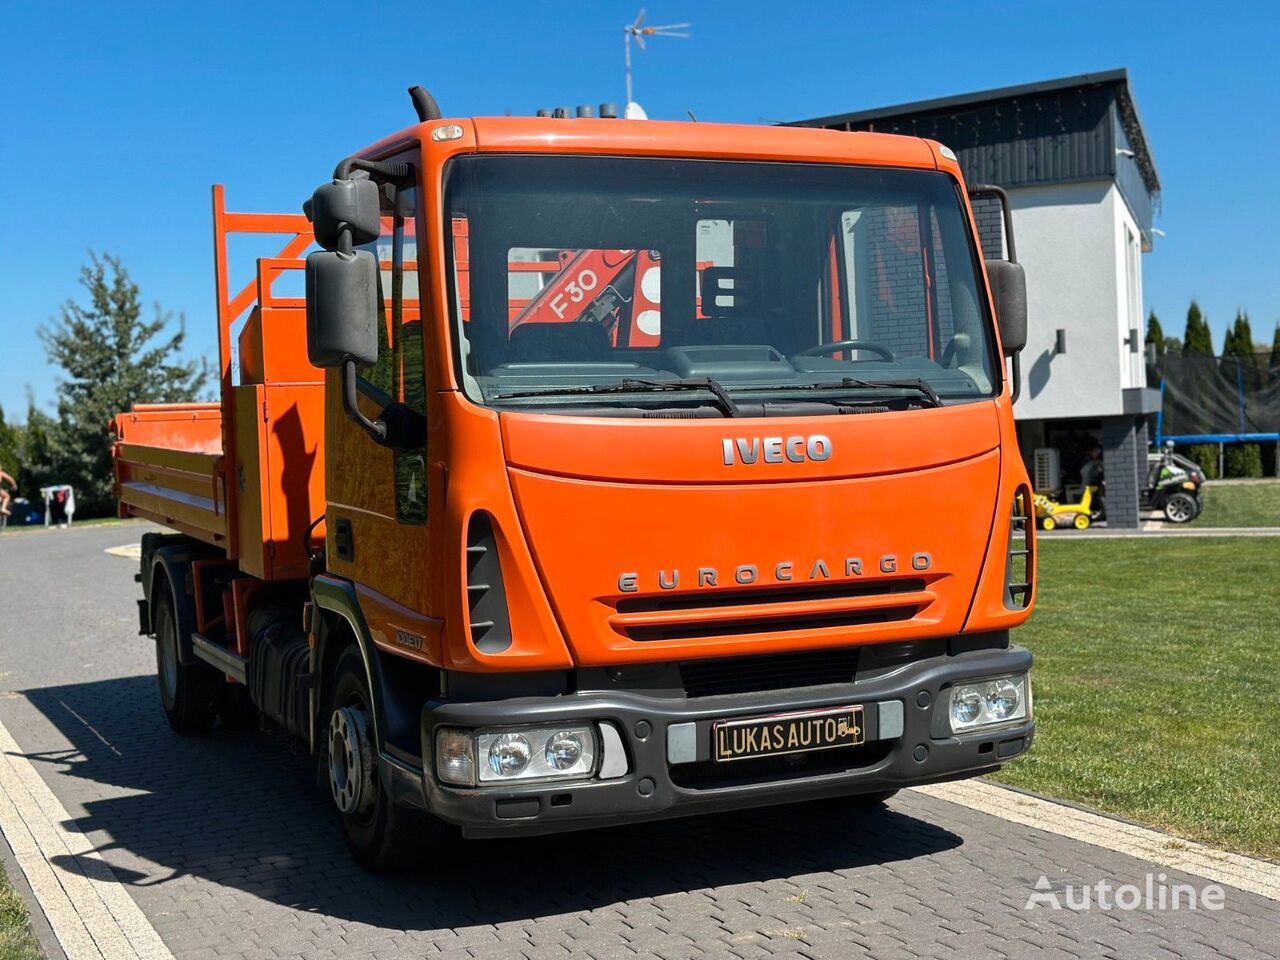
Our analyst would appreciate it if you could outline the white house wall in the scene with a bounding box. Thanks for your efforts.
[1008,180,1139,420]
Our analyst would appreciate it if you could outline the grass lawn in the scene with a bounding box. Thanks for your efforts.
[1189,481,1280,528]
[990,536,1280,860]
[0,873,39,960]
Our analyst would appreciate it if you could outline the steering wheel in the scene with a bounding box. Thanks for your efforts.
[794,339,896,362]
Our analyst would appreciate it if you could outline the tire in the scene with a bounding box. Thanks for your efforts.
[1041,516,1056,531]
[1163,492,1197,523]
[154,589,223,734]
[326,646,428,872]
[1073,514,1090,530]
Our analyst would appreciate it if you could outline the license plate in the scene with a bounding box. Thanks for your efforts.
[713,705,865,762]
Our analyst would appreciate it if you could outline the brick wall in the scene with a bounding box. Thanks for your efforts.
[860,207,956,357]
[971,197,1006,260]
[1102,416,1141,528]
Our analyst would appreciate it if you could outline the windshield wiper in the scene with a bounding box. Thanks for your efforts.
[759,377,942,408]
[492,376,741,418]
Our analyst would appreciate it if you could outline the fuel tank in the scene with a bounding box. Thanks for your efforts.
[499,403,1003,666]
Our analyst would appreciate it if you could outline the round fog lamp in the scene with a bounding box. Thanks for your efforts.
[545,731,584,770]
[986,679,1020,720]
[487,733,532,777]
[951,686,982,726]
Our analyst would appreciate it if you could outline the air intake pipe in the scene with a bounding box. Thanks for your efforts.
[408,85,442,121]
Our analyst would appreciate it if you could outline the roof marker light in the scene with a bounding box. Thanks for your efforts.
[432,124,464,142]
[938,144,958,161]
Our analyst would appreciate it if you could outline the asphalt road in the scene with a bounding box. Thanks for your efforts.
[1,522,1277,960]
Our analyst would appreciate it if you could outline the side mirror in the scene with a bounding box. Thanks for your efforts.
[305,250,378,368]
[985,259,1027,356]
[310,178,381,252]
[304,174,389,445]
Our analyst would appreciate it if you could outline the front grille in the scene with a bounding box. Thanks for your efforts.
[680,647,859,698]
[670,741,893,789]
[616,578,926,615]
[615,578,926,643]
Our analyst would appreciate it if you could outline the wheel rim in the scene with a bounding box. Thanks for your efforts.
[329,702,375,817]
[158,611,178,701]
[1167,496,1193,522]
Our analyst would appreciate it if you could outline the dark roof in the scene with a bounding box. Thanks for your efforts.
[792,69,1159,195]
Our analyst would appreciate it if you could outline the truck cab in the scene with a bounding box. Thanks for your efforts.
[116,90,1035,871]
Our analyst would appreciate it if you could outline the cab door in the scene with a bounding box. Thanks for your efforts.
[324,151,439,659]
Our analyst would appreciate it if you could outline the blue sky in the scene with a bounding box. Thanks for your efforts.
[1,0,1277,420]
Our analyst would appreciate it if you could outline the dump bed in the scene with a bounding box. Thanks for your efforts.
[111,187,325,581]
[113,402,228,544]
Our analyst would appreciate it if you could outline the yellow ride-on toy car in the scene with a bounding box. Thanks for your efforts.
[1033,486,1099,530]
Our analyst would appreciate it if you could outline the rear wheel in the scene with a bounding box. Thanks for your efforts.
[1041,516,1056,531]
[326,646,428,872]
[1163,492,1197,523]
[1073,514,1090,530]
[154,590,223,734]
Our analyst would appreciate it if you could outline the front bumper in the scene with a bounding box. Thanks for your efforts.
[406,644,1033,837]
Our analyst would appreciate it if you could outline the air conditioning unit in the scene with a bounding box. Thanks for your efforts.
[1033,448,1061,493]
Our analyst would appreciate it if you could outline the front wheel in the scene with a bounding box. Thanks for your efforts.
[1073,514,1090,530]
[1163,492,1198,523]
[326,647,429,872]
[1041,516,1057,531]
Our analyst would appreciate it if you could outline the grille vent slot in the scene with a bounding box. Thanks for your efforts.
[1004,487,1033,610]
[627,605,915,642]
[465,512,513,654]
[680,647,859,698]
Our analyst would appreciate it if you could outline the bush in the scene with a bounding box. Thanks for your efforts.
[1182,444,1219,480]
[1224,444,1264,478]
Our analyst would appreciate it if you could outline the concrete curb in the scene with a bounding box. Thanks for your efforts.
[0,713,173,960]
[912,778,1280,901]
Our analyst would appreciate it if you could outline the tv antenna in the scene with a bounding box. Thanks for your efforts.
[624,9,690,106]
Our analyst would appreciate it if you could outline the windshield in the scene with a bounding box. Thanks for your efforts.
[444,155,998,414]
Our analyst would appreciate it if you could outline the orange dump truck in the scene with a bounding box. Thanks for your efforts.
[113,87,1036,870]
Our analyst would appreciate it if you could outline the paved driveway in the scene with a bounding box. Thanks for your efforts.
[0,523,1277,960]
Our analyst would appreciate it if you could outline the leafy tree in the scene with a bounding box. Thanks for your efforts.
[1271,323,1280,370]
[1181,300,1214,356]
[38,254,209,516]
[1145,310,1164,348]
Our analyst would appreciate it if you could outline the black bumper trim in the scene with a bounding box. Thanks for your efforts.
[403,644,1033,837]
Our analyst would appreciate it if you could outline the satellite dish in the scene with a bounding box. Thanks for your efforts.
[624,101,648,121]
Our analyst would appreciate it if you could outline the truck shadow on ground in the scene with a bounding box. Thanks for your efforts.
[18,676,962,930]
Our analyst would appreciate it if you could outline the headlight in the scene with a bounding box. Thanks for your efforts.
[947,674,1029,732]
[436,724,598,786]
[487,733,532,777]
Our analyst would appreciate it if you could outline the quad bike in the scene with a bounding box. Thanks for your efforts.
[1033,486,1098,530]
[1143,445,1205,523]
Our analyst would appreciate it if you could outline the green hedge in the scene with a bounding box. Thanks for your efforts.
[1225,444,1264,478]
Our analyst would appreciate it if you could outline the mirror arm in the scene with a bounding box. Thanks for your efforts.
[341,360,388,444]
[333,156,413,185]
[1008,352,1022,404]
